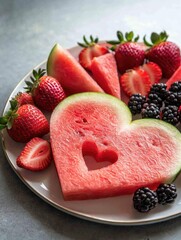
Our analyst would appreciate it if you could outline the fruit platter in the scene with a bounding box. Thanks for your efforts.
[0,31,181,225]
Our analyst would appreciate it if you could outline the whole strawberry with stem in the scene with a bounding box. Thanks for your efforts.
[78,35,109,71]
[0,99,49,142]
[25,68,66,111]
[108,31,145,74]
[144,31,181,79]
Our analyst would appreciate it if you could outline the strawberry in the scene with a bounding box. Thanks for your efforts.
[144,31,181,79]
[13,92,34,107]
[120,68,151,97]
[179,105,181,112]
[16,137,52,171]
[108,31,145,74]
[25,69,66,111]
[78,35,109,70]
[142,62,162,84]
[0,100,49,142]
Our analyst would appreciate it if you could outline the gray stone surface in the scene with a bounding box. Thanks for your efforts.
[0,0,181,239]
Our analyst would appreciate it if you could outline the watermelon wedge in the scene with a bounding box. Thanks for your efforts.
[91,53,121,99]
[166,65,181,90]
[47,44,104,94]
[50,93,181,200]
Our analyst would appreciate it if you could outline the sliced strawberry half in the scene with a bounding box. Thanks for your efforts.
[79,47,93,70]
[16,137,52,171]
[78,35,109,70]
[120,68,151,97]
[142,62,162,84]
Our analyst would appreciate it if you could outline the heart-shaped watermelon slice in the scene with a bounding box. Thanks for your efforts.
[50,93,181,200]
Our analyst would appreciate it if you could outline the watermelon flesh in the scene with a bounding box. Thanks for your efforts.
[166,65,181,90]
[50,93,181,200]
[47,44,104,94]
[91,53,121,99]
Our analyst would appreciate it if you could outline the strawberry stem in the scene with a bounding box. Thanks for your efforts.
[143,31,169,47]
[107,31,140,50]
[77,35,99,48]
[0,98,19,130]
[24,68,46,93]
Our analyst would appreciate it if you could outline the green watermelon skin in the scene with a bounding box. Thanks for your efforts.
[50,93,181,200]
[91,53,121,99]
[47,44,104,94]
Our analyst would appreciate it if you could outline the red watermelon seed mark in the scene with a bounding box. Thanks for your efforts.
[102,140,108,146]
[75,118,88,124]
[82,118,88,123]
[82,140,118,171]
[77,130,85,137]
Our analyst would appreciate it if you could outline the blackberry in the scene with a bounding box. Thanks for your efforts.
[128,94,146,115]
[165,91,181,107]
[133,187,158,213]
[149,83,168,100]
[147,92,163,108]
[162,105,180,125]
[169,81,181,93]
[156,183,177,205]
[141,103,161,119]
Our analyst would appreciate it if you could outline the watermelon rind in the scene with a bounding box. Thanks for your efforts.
[46,43,58,75]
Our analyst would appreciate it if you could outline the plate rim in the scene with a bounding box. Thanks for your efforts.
[1,46,181,226]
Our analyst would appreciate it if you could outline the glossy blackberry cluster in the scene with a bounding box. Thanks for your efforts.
[165,91,181,106]
[128,82,181,126]
[133,187,158,213]
[128,94,146,115]
[141,103,160,119]
[149,82,168,100]
[156,183,177,205]
[162,105,180,125]
[169,81,181,92]
[133,183,177,213]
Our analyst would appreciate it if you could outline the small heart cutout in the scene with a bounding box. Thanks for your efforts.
[82,140,118,171]
[50,93,181,200]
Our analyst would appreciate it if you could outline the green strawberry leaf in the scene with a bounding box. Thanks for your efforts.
[160,31,169,41]
[134,35,139,42]
[0,124,6,130]
[143,35,153,47]
[144,31,169,47]
[151,32,161,44]
[0,116,7,124]
[83,35,89,46]
[9,99,18,111]
[78,35,99,48]
[108,31,140,49]
[126,31,134,42]
[107,40,120,45]
[90,35,94,42]
[7,119,13,129]
[94,37,99,43]
[117,31,124,43]
[77,42,87,48]
[24,68,45,93]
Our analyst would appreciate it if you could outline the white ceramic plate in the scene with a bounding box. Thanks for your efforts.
[1,45,181,226]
